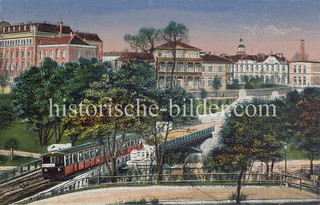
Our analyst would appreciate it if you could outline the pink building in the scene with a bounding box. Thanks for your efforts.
[0,21,103,83]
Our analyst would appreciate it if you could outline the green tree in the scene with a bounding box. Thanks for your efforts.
[161,21,189,87]
[207,99,281,204]
[124,27,160,58]
[0,104,15,129]
[213,76,221,99]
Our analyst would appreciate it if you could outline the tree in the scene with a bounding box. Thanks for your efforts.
[212,76,221,99]
[0,104,15,129]
[207,99,281,204]
[0,73,8,93]
[295,97,320,175]
[124,27,160,58]
[5,138,18,161]
[12,58,110,145]
[161,21,189,87]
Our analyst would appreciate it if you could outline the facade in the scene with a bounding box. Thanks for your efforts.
[223,39,289,85]
[75,32,103,61]
[0,21,102,83]
[201,53,233,90]
[154,41,202,90]
[103,52,125,68]
[289,61,320,86]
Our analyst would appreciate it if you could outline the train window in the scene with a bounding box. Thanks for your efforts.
[79,152,84,162]
[69,155,73,164]
[65,155,69,166]
[73,154,78,163]
[57,156,64,166]
[95,148,100,157]
[43,156,50,163]
[90,150,94,158]
[84,151,89,160]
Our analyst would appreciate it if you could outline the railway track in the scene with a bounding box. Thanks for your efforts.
[0,170,59,204]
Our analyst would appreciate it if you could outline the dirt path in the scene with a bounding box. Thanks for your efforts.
[30,186,320,204]
[0,149,41,158]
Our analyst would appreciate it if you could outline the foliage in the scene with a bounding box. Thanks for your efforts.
[12,58,110,145]
[5,137,18,150]
[227,79,241,89]
[165,151,189,166]
[213,76,221,98]
[244,76,281,89]
[0,104,15,129]
[124,27,160,57]
[229,192,248,201]
[200,88,207,100]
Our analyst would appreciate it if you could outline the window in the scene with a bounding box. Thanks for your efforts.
[167,63,173,72]
[294,66,296,73]
[27,51,31,58]
[16,51,19,58]
[56,49,59,58]
[303,77,306,85]
[45,51,48,58]
[49,50,53,58]
[5,52,8,58]
[16,63,19,70]
[177,51,182,58]
[187,63,193,72]
[22,51,25,58]
[303,66,306,73]
[202,66,205,72]
[208,65,213,73]
[22,62,25,70]
[11,63,14,70]
[9,77,13,82]
[298,77,301,84]
[86,51,91,59]
[177,63,184,72]
[193,52,198,58]
[158,51,162,57]
[62,50,66,58]
[298,66,301,73]
[195,64,201,72]
[39,50,43,59]
[186,52,190,58]
[11,52,14,58]
[218,66,223,72]
[159,63,166,72]
[208,78,213,87]
[166,51,171,57]
[6,63,9,70]
[202,78,206,87]
[27,62,31,68]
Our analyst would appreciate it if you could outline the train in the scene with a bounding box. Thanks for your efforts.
[41,134,143,179]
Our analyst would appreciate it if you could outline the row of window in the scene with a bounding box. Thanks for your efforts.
[159,63,201,72]
[0,38,33,47]
[234,65,286,73]
[3,25,28,33]
[202,65,224,73]
[40,49,66,59]
[0,62,31,71]
[158,50,199,58]
[76,50,92,59]
[293,76,307,85]
[2,50,32,59]
[293,65,307,73]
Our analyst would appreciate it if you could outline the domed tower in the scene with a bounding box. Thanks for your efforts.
[237,38,246,54]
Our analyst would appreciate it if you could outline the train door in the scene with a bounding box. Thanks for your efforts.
[78,152,84,171]
[73,153,78,172]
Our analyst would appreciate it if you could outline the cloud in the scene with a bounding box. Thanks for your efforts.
[239,24,300,36]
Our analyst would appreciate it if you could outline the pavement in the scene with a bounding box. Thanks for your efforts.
[29,185,320,205]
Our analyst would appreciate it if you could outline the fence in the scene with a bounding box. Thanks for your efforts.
[0,159,42,184]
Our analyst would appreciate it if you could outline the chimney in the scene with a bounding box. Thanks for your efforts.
[300,39,305,61]
[59,21,63,37]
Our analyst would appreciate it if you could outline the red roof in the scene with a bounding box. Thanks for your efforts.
[115,52,154,61]
[201,54,233,63]
[156,41,200,50]
[75,32,102,42]
[38,35,89,45]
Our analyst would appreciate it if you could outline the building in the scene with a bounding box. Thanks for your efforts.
[154,41,202,90]
[0,21,103,83]
[223,39,289,85]
[103,51,126,68]
[201,53,233,90]
[289,61,320,87]
[75,32,103,61]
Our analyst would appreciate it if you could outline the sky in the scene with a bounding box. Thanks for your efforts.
[0,0,319,60]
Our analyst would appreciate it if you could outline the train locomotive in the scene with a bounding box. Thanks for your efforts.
[41,134,142,179]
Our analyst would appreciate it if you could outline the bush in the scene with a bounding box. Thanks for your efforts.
[150,198,159,205]
[228,192,248,201]
[200,88,207,100]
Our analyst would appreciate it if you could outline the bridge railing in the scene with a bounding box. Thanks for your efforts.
[163,126,214,148]
[0,159,42,184]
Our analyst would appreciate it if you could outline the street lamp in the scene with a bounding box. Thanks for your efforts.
[283,142,288,185]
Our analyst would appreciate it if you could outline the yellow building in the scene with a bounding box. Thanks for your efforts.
[201,53,233,90]
[289,61,320,87]
[154,41,202,90]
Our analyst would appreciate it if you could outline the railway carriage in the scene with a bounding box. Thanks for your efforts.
[42,135,142,179]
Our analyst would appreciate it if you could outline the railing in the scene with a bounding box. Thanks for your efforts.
[162,126,214,149]
[0,159,42,184]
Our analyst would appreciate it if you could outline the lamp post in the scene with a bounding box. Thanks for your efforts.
[283,142,288,185]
